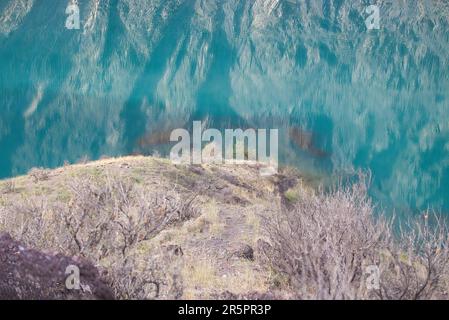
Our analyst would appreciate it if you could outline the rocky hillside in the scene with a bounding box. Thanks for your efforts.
[1,1,449,209]
[0,156,311,299]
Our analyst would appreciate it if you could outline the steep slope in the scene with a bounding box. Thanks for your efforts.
[0,155,310,299]
[0,0,448,209]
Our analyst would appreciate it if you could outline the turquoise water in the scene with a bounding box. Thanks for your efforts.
[0,0,448,212]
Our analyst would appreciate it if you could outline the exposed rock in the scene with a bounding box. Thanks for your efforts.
[277,175,297,194]
[219,172,253,191]
[231,243,254,261]
[0,233,114,300]
[163,244,184,257]
[189,165,205,176]
[0,156,288,299]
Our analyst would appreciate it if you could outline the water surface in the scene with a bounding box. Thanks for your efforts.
[0,0,448,212]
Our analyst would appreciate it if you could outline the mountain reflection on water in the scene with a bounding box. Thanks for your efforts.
[0,0,448,212]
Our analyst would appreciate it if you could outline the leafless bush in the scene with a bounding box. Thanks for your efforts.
[0,173,198,299]
[110,249,184,300]
[378,214,449,299]
[28,167,50,182]
[263,179,449,300]
[58,175,198,259]
[0,198,55,249]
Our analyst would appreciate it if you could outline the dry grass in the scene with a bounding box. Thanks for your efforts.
[200,200,225,236]
[0,155,278,300]
[181,254,269,299]
[1,180,16,194]
[2,155,446,300]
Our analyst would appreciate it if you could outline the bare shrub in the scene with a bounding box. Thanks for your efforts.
[0,173,199,299]
[0,198,51,248]
[263,179,449,300]
[110,249,184,300]
[58,175,198,258]
[28,167,50,182]
[378,214,449,299]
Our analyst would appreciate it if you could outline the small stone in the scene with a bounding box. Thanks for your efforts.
[232,244,254,261]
